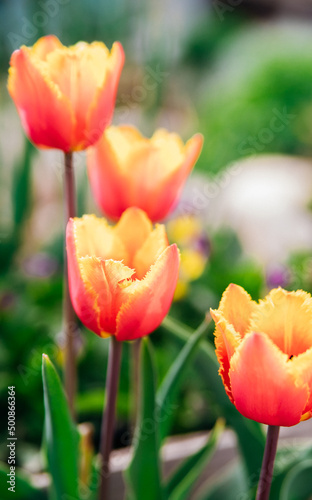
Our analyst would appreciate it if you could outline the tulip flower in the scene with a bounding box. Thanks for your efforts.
[8,35,124,152]
[210,284,312,427]
[87,125,203,222]
[66,207,180,341]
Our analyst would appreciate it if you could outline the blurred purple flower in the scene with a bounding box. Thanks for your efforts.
[22,253,59,278]
[266,264,290,289]
[0,292,16,310]
[194,235,211,258]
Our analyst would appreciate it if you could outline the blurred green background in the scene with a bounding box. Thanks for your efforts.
[2,0,312,498]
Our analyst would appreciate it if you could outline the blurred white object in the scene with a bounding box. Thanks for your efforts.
[180,155,312,263]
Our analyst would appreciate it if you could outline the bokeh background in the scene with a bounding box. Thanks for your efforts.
[2,0,312,497]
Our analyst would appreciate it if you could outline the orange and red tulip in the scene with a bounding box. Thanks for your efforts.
[8,35,124,152]
[211,284,312,426]
[66,207,180,341]
[87,125,203,222]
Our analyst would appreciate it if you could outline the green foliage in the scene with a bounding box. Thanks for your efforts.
[200,433,312,500]
[13,139,34,227]
[286,250,312,293]
[165,419,225,500]
[0,138,35,274]
[157,317,211,441]
[125,328,227,500]
[280,459,312,500]
[268,444,312,500]
[202,228,264,306]
[197,462,247,500]
[124,338,164,500]
[183,12,246,68]
[197,26,312,174]
[0,273,62,454]
[42,354,79,500]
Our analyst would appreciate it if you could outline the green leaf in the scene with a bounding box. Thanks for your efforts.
[76,389,105,415]
[42,354,79,500]
[196,461,248,500]
[280,459,312,500]
[0,138,35,273]
[157,316,210,441]
[162,316,265,479]
[166,419,225,500]
[267,443,311,498]
[229,413,264,481]
[124,338,164,500]
[13,138,34,228]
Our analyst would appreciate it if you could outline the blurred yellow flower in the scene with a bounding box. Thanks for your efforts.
[167,215,203,246]
[180,249,207,282]
[167,215,209,300]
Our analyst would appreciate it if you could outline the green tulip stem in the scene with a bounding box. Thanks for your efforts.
[256,425,280,500]
[99,336,123,500]
[63,151,77,420]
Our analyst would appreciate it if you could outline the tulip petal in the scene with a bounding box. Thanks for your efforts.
[123,144,162,209]
[66,219,104,335]
[209,284,256,403]
[145,133,203,221]
[8,47,74,151]
[87,126,134,219]
[114,208,153,266]
[151,129,186,167]
[116,244,180,341]
[289,347,312,420]
[133,224,168,279]
[45,41,112,150]
[86,42,125,148]
[120,131,202,222]
[67,217,128,335]
[218,283,257,336]
[229,332,309,426]
[88,126,165,217]
[87,127,202,221]
[249,288,312,357]
[210,309,240,403]
[78,256,135,336]
[71,214,127,261]
[31,34,63,59]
